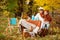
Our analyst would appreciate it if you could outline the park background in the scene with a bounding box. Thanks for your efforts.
[0,0,60,40]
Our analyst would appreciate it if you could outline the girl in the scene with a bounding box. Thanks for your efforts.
[42,10,52,29]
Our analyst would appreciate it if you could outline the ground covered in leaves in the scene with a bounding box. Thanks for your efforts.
[0,17,60,40]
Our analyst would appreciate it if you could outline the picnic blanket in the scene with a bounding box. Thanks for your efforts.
[27,20,41,27]
[20,19,41,31]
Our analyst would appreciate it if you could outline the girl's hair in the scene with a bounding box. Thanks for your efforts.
[44,10,49,15]
[26,12,32,17]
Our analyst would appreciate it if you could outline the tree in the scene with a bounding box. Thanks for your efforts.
[34,0,60,11]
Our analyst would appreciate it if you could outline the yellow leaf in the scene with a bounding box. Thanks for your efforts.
[3,11,10,17]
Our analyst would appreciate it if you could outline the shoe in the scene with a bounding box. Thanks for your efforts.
[29,32,35,37]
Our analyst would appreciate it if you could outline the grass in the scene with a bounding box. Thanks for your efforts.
[0,17,60,40]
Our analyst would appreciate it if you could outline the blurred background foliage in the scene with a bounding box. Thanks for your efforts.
[0,0,60,17]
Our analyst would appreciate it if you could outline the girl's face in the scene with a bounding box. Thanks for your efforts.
[44,11,48,15]
[39,10,43,14]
